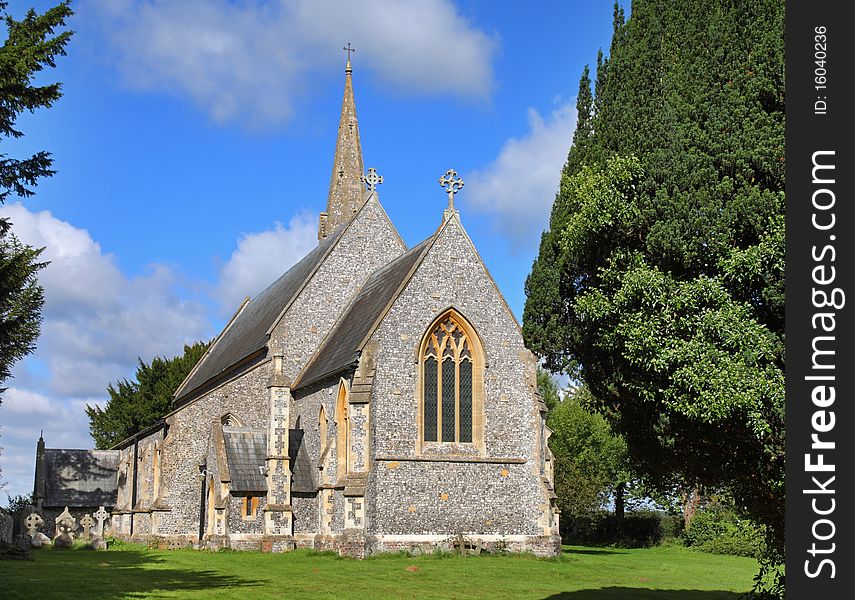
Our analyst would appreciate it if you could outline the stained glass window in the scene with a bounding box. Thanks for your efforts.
[459,359,472,443]
[442,358,456,442]
[421,312,479,444]
[424,358,438,441]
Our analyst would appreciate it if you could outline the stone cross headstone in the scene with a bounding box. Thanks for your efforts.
[55,507,76,539]
[79,514,94,540]
[23,511,43,540]
[94,506,109,537]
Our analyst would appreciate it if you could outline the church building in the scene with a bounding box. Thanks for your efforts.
[39,57,560,556]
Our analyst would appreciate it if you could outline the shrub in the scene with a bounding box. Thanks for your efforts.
[564,509,674,548]
[683,505,764,558]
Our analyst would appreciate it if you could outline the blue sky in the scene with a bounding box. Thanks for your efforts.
[0,0,616,499]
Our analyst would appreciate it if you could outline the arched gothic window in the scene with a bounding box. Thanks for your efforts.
[335,379,350,481]
[420,311,482,445]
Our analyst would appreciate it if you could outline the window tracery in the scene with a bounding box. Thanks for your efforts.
[421,312,479,444]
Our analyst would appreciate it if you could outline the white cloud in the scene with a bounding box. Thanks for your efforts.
[2,204,213,399]
[0,203,215,497]
[464,102,577,249]
[214,212,317,315]
[0,203,323,498]
[83,0,497,127]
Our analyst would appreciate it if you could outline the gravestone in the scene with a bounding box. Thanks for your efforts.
[94,506,109,537]
[79,514,95,540]
[91,536,108,551]
[0,508,12,545]
[22,510,44,540]
[54,507,76,548]
[31,532,51,548]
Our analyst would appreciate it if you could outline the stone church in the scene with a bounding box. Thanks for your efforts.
[34,57,560,556]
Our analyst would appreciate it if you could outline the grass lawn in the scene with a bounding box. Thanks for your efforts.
[0,543,757,599]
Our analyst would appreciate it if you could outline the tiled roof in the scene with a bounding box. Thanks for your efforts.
[294,236,433,389]
[175,223,348,402]
[222,427,268,493]
[43,449,119,508]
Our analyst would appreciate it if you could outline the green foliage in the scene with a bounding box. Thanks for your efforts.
[4,491,33,517]
[523,4,785,590]
[0,0,72,400]
[683,504,764,559]
[535,367,560,413]
[0,228,45,395]
[86,341,210,449]
[569,509,674,548]
[0,1,73,203]
[547,384,628,529]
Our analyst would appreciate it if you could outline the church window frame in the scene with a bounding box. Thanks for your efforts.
[335,379,350,482]
[241,496,258,520]
[417,309,485,453]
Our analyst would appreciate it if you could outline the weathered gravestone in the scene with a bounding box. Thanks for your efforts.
[90,506,110,551]
[22,509,44,540]
[0,508,12,545]
[94,506,109,537]
[54,507,76,548]
[79,514,94,540]
[91,536,108,551]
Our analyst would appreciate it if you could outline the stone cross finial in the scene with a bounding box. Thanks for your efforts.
[361,168,383,191]
[343,42,356,61]
[439,169,465,211]
[94,506,109,537]
[80,514,95,540]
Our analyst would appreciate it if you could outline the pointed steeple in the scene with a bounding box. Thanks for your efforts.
[318,45,365,240]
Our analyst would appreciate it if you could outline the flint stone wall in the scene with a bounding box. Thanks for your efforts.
[155,360,270,537]
[269,195,406,381]
[365,218,551,539]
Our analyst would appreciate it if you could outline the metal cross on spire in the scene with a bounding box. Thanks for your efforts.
[438,169,465,210]
[362,167,383,191]
[343,42,356,70]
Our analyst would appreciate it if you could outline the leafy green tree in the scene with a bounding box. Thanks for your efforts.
[523,0,784,589]
[86,341,210,449]
[0,229,45,395]
[539,372,628,530]
[0,1,72,398]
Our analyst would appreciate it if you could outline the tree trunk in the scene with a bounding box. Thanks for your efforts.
[682,486,701,528]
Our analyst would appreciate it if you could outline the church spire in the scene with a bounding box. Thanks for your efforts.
[318,44,365,241]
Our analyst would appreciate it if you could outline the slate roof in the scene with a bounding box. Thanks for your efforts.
[294,236,434,390]
[43,449,119,508]
[222,427,268,493]
[175,223,349,403]
[288,429,317,493]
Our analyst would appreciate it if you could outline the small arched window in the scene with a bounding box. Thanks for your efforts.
[420,311,481,445]
[221,413,243,428]
[335,379,350,481]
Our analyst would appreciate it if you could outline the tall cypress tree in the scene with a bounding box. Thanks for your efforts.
[86,341,211,449]
[524,0,784,590]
